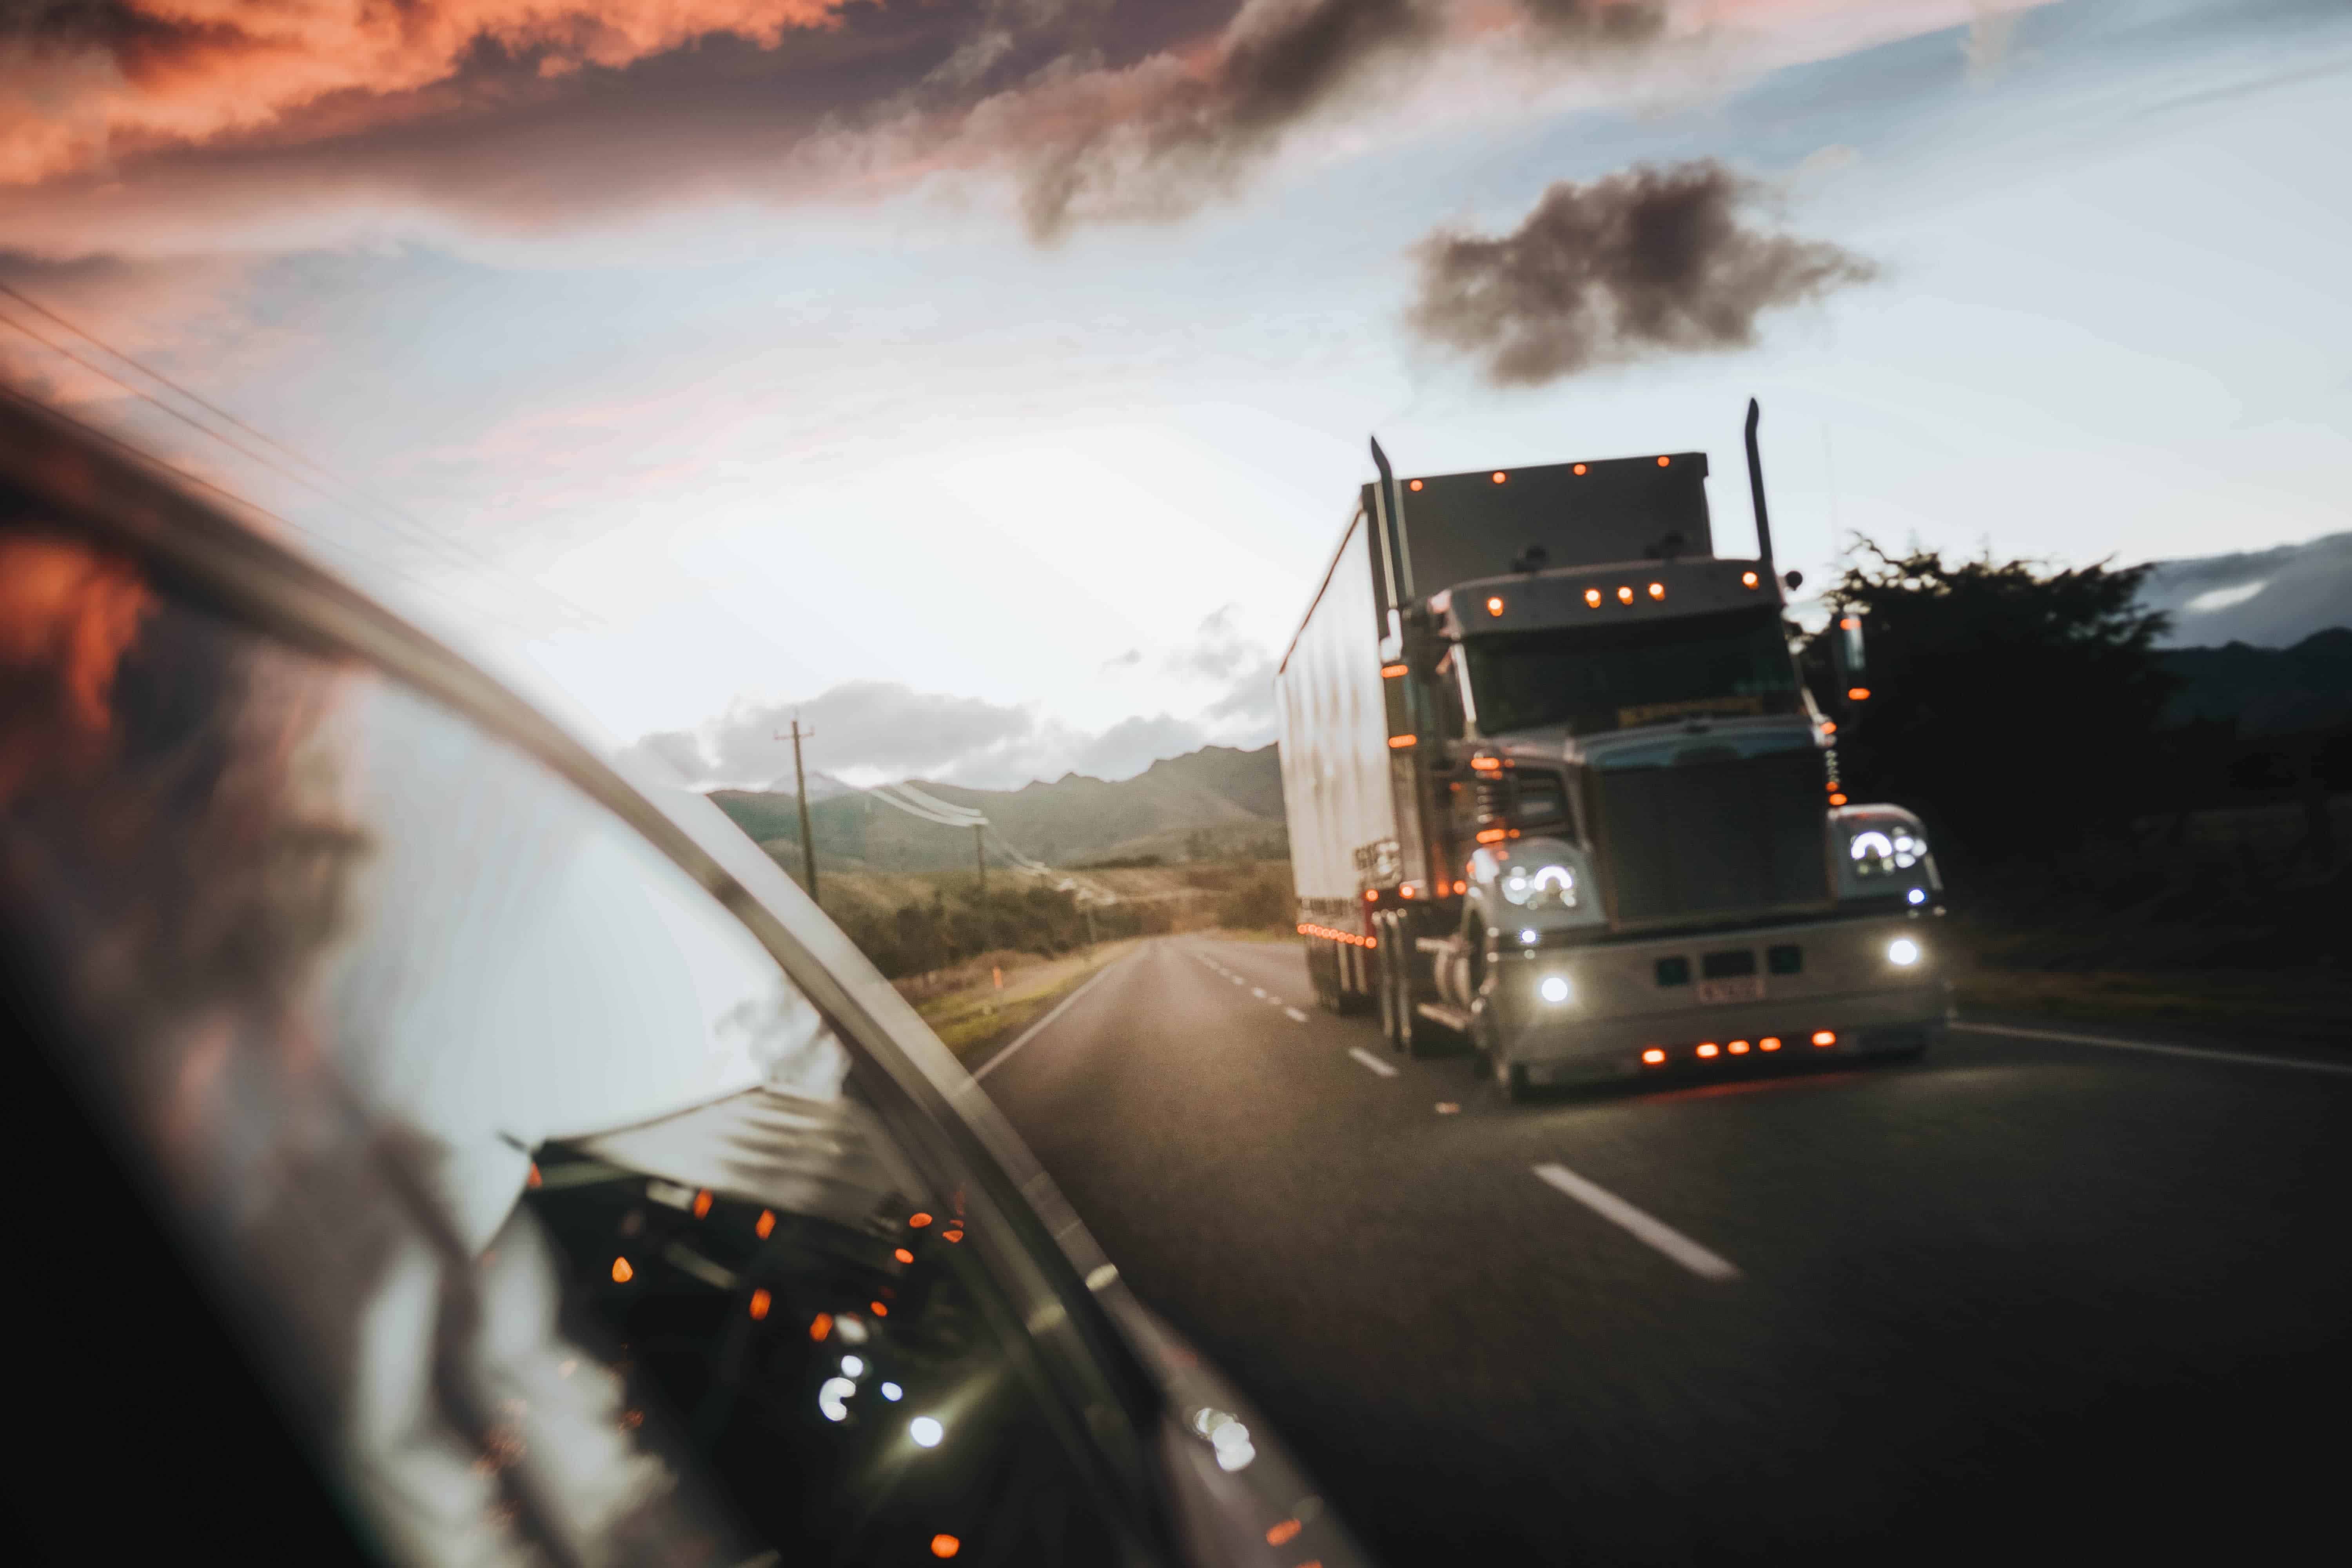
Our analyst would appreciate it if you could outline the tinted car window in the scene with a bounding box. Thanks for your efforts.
[0,514,1126,1565]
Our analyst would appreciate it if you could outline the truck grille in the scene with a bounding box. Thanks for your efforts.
[1591,748,1830,925]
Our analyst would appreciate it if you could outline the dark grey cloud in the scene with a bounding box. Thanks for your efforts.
[1404,160,1878,385]
[1165,603,1277,726]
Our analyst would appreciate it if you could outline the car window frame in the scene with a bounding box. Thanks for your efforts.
[0,387,1176,1558]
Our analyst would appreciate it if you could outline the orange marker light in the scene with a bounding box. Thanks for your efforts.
[1728,1040,1751,1054]
[895,1247,915,1264]
[1585,588,1602,607]
[1812,1030,1837,1047]
[1454,880,1467,895]
[750,1289,771,1320]
[1492,471,1507,484]
[931,1535,962,1558]
[1388,734,1416,749]
[1822,720,1837,736]
[1617,585,1634,604]
[526,1162,541,1188]
[1760,1036,1782,1051]
[1696,1042,1720,1059]
[1641,1048,1667,1066]
[693,1189,713,1218]
[1381,662,1408,678]
[942,1227,964,1243]
[1847,687,1871,701]
[1471,755,1502,770]
[612,1257,634,1283]
[810,1312,833,1341]
[910,1212,933,1227]
[1656,455,1671,467]
[1267,1519,1304,1546]
[1742,570,1759,588]
[1476,828,1507,844]
[1647,582,1665,600]
[1408,479,1423,491]
[1829,793,1848,806]
[871,1300,889,1317]
[1364,890,1377,902]
[1840,616,1860,630]
[1573,463,1588,475]
[1486,595,1504,616]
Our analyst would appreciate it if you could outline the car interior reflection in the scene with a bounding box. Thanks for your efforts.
[523,1143,1117,1563]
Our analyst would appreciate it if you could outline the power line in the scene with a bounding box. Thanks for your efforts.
[0,377,554,639]
[0,282,602,631]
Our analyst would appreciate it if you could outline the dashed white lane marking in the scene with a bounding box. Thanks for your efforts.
[1229,975,1245,985]
[1955,1022,2352,1079]
[1251,987,1268,1000]
[1348,1047,1399,1079]
[1532,1162,1740,1282]
[1284,1007,1310,1023]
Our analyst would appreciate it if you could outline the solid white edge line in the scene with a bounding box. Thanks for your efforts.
[973,954,1127,1082]
[1347,1046,1399,1078]
[1532,1162,1741,1281]
[1285,1007,1310,1023]
[1954,1022,2352,1078]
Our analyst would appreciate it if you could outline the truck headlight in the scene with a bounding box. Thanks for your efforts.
[1887,937,1921,967]
[1538,975,1571,1004]
[1501,862,1577,909]
[1848,825,1930,878]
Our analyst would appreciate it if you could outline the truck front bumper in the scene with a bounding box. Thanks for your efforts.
[1482,912,1954,1085]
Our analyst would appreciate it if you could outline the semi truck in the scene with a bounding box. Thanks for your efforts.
[1273,401,1953,1100]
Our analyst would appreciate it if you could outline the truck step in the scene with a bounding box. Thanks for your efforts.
[1415,1002,1475,1034]
[1414,935,1463,956]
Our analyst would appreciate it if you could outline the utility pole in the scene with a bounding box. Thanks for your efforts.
[974,823,987,891]
[775,719,818,904]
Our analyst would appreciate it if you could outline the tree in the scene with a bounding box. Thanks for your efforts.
[1802,543,2179,870]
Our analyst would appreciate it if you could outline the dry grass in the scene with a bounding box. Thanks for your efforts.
[906,938,1144,1061]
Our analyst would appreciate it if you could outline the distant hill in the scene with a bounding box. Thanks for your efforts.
[2138,531,2352,649]
[711,743,1286,875]
[2160,628,2352,737]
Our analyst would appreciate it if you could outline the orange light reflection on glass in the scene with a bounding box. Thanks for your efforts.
[611,1257,633,1283]
[1641,1048,1666,1065]
[1760,1036,1782,1051]
[1812,1030,1837,1047]
[1695,1042,1719,1058]
[693,1189,712,1218]
[895,1247,915,1264]
[1267,1519,1304,1546]
[810,1312,833,1342]
[750,1289,771,1320]
[757,1209,776,1238]
[931,1534,962,1558]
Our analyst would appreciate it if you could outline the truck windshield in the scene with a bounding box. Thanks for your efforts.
[1463,605,1800,736]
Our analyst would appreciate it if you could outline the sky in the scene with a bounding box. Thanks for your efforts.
[2,0,2347,792]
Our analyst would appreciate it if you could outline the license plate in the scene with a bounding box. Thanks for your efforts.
[1696,975,1764,1005]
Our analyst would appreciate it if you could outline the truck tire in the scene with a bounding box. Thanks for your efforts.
[1492,1051,1531,1103]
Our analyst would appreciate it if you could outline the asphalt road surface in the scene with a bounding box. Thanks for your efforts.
[973,936,2352,1564]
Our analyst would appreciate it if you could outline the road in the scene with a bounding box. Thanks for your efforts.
[974,936,2352,1564]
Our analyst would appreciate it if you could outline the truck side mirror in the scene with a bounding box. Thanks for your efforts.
[1830,613,1869,704]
